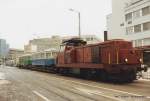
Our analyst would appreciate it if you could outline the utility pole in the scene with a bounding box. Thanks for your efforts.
[69,9,81,38]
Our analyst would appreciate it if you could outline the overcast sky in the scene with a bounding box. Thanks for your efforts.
[0,0,112,49]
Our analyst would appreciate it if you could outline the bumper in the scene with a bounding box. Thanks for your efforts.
[105,64,141,74]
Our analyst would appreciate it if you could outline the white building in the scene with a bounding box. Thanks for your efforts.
[24,36,62,53]
[7,48,24,60]
[25,35,101,53]
[107,0,150,47]
[81,35,101,44]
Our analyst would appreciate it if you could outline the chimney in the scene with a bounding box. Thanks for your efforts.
[104,31,108,41]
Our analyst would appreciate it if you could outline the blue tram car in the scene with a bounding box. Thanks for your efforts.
[31,48,58,71]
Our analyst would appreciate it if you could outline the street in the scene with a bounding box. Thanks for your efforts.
[0,66,150,101]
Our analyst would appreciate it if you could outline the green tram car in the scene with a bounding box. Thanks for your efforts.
[18,54,32,68]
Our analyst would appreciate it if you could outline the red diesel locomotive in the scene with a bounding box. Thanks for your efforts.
[57,38,147,82]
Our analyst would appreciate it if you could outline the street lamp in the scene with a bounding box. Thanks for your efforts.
[69,9,81,38]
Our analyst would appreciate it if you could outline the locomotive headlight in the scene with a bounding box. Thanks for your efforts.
[139,58,143,63]
[125,58,128,62]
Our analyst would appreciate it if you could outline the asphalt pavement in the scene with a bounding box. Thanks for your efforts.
[0,65,150,101]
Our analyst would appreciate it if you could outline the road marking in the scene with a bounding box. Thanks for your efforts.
[51,76,150,99]
[75,87,122,101]
[33,91,51,101]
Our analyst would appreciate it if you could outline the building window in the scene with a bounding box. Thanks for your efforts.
[126,26,134,34]
[125,12,132,21]
[128,21,132,24]
[142,6,150,16]
[86,38,91,41]
[120,23,124,26]
[134,24,141,33]
[133,9,141,19]
[143,22,150,31]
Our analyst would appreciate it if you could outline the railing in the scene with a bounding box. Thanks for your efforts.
[125,0,150,8]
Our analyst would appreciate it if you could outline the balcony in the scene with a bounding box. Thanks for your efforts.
[125,0,149,9]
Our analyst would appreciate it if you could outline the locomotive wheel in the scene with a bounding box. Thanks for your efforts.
[80,69,93,79]
[85,70,93,79]
[100,70,108,82]
[126,71,136,83]
[117,70,136,83]
[58,68,69,75]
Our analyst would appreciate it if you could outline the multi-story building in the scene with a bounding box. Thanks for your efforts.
[7,48,24,60]
[24,44,37,53]
[0,39,9,58]
[25,35,101,53]
[107,0,150,47]
[24,36,62,53]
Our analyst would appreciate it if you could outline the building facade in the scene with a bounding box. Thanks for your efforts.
[24,35,101,53]
[7,48,24,60]
[107,0,150,47]
[24,36,62,53]
[0,39,9,58]
[24,44,37,53]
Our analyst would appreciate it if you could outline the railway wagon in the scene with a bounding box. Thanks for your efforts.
[31,49,58,71]
[32,59,55,66]
[57,38,147,82]
[18,54,32,69]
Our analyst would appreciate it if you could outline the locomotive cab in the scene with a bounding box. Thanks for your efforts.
[57,38,87,64]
